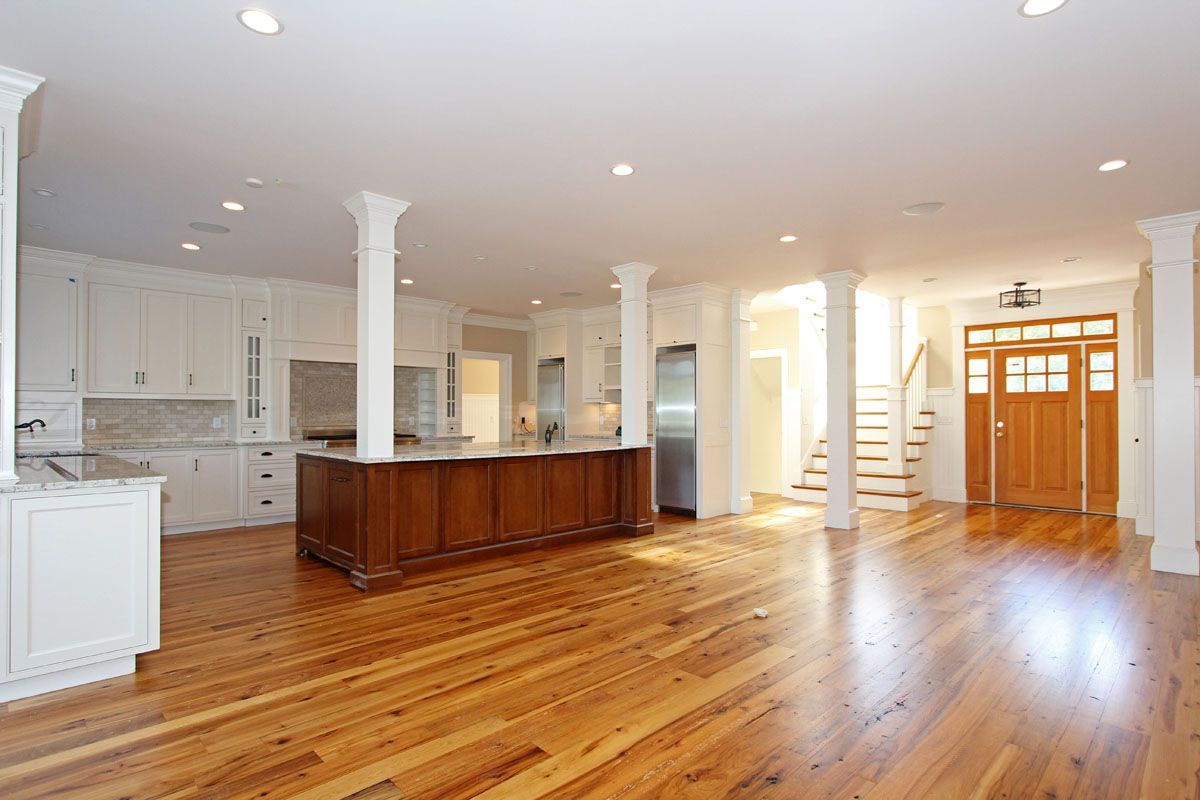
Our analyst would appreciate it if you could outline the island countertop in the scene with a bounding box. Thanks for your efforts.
[298,439,651,464]
[4,454,167,493]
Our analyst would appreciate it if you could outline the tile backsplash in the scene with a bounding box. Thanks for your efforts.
[82,399,236,446]
[289,361,430,438]
[597,401,654,435]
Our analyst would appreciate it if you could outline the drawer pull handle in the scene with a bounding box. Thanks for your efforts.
[331,476,351,483]
[260,500,273,505]
[261,451,274,457]
[261,473,274,478]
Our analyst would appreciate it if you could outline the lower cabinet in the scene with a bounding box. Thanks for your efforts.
[113,447,241,530]
[146,450,194,525]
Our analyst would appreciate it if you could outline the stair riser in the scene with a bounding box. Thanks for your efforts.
[790,487,926,512]
[803,473,918,492]
[812,455,918,471]
[818,442,923,458]
[856,400,888,413]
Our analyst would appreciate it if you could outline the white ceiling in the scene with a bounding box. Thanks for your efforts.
[3,0,1197,317]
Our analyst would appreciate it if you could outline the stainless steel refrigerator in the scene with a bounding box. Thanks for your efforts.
[655,345,697,515]
[537,358,566,441]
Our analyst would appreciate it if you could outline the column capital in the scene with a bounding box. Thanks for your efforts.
[611,262,658,285]
[1137,210,1200,241]
[815,269,867,289]
[342,191,412,224]
[0,66,44,113]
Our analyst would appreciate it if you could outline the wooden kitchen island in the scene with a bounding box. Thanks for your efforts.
[296,440,654,590]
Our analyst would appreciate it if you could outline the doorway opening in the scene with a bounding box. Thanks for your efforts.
[460,352,512,443]
[749,351,787,495]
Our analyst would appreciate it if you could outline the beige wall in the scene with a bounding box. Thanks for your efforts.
[462,357,500,394]
[917,305,953,387]
[462,324,531,404]
[1132,265,1200,378]
[749,309,800,384]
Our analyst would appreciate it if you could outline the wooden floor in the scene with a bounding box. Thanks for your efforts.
[0,496,1196,799]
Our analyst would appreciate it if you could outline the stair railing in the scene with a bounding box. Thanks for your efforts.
[903,337,928,437]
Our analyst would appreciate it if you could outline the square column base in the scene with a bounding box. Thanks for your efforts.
[1150,542,1200,576]
[825,507,860,530]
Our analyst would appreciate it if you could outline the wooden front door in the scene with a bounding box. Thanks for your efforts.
[994,345,1082,510]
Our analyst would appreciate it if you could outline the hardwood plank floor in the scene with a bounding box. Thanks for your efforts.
[0,495,1195,799]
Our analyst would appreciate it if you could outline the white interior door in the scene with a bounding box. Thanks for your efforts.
[192,449,240,522]
[88,284,141,393]
[147,450,194,524]
[141,291,189,395]
[749,356,784,494]
[188,295,233,395]
[16,272,77,391]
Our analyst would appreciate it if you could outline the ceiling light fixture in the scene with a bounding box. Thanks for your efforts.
[903,202,945,216]
[778,235,798,243]
[922,277,938,283]
[411,242,429,248]
[1018,0,1068,17]
[221,200,245,211]
[1098,159,1128,172]
[237,8,284,35]
[399,278,414,285]
[181,242,202,251]
[245,177,264,189]
[610,283,622,289]
[531,299,543,305]
[999,281,1041,309]
[31,188,56,197]
[525,266,539,272]
[610,163,635,177]
[1061,256,1081,263]
[473,255,487,261]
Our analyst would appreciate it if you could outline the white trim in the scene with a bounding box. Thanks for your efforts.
[463,312,533,332]
[0,66,44,112]
[460,350,513,442]
[750,348,790,497]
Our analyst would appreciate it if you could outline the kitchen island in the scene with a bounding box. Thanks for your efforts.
[296,440,654,590]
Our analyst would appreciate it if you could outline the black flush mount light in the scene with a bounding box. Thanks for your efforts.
[999,281,1041,309]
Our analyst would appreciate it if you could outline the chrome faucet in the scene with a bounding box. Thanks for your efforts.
[15,418,47,432]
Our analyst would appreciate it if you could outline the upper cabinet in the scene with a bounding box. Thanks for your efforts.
[16,272,77,392]
[88,284,234,397]
[583,320,621,346]
[241,298,268,330]
[536,325,567,359]
[653,304,696,346]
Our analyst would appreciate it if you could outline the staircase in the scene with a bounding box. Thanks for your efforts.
[790,341,934,512]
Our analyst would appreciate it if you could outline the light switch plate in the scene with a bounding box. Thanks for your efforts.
[212,416,222,429]
[86,418,96,430]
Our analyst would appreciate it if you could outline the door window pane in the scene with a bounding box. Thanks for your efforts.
[1006,376,1026,393]
[995,327,1021,342]
[1027,374,1047,392]
[1006,356,1025,374]
[1048,373,1069,392]
[1090,372,1114,391]
[1083,319,1114,336]
[969,376,989,394]
[1047,354,1069,373]
[1089,351,1114,371]
[1052,321,1082,338]
[1027,355,1046,373]
[969,358,989,376]
[1023,324,1050,340]
[968,329,994,344]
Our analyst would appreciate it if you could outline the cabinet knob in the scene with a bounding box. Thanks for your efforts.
[261,473,273,479]
[261,499,273,505]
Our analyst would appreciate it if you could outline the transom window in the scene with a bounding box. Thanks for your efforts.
[967,313,1115,349]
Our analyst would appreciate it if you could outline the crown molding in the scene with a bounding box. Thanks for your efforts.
[342,191,411,221]
[463,312,532,332]
[1137,210,1200,238]
[0,66,44,112]
[648,281,733,305]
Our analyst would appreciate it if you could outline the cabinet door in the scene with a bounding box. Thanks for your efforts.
[88,284,141,393]
[653,305,696,346]
[603,321,622,345]
[17,273,77,391]
[536,325,567,358]
[141,291,189,395]
[241,332,265,426]
[241,298,268,329]
[583,322,606,346]
[325,463,361,567]
[188,296,233,395]
[8,490,151,672]
[582,346,605,402]
[441,461,494,550]
[146,450,194,525]
[192,449,240,523]
[108,450,147,468]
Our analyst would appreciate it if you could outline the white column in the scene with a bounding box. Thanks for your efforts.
[730,289,755,514]
[611,262,657,445]
[343,191,411,458]
[885,297,907,475]
[1137,211,1200,575]
[0,67,45,485]
[818,270,867,529]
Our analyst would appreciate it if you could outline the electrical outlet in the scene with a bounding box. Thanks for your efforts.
[212,416,222,429]
[86,418,96,430]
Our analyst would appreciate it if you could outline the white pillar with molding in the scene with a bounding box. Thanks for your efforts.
[730,289,755,514]
[611,262,657,446]
[1137,211,1199,575]
[0,67,45,484]
[885,297,907,475]
[343,191,411,459]
[818,270,867,530]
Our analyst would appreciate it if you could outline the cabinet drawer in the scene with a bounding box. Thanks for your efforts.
[246,488,295,517]
[248,465,296,488]
[247,446,303,464]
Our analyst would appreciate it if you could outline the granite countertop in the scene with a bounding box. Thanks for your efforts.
[4,454,167,494]
[89,439,313,452]
[301,439,651,464]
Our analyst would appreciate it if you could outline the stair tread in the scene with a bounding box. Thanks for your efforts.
[791,484,923,499]
[813,455,922,462]
[819,439,930,445]
[804,469,917,479]
[913,425,934,430]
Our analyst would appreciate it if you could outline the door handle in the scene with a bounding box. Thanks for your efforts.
[194,458,199,471]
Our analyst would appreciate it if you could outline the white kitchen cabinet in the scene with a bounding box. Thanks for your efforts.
[88,284,141,393]
[241,298,268,329]
[582,346,605,403]
[192,449,240,523]
[141,291,189,395]
[240,331,266,438]
[146,450,193,525]
[536,325,567,358]
[653,305,696,346]
[583,322,606,346]
[603,320,621,345]
[188,295,234,395]
[16,272,77,392]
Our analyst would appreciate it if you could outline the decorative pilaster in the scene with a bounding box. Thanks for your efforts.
[730,289,756,514]
[886,297,907,475]
[1137,211,1200,575]
[343,191,411,458]
[818,270,867,529]
[611,262,657,446]
[0,66,46,485]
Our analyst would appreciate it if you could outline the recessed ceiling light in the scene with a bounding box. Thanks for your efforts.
[610,163,635,177]
[1018,0,1068,17]
[237,8,283,35]
[411,242,429,248]
[778,235,798,243]
[922,277,938,283]
[245,177,264,189]
[31,188,56,197]
[189,221,231,234]
[399,278,414,285]
[531,299,543,305]
[221,200,245,212]
[560,291,583,298]
[1098,159,1128,172]
[473,255,487,261]
[525,266,539,272]
[1061,256,1081,263]
[903,202,946,216]
[610,283,622,289]
[181,243,201,251]
[28,223,48,231]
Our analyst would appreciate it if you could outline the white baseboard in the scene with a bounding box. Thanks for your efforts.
[932,487,968,503]
[1115,499,1138,520]
[1136,513,1154,537]
[731,495,753,514]
[1150,543,1200,576]
[0,655,135,703]
[162,513,295,536]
